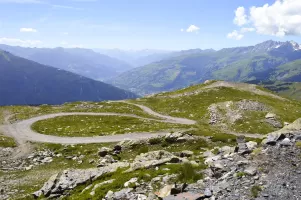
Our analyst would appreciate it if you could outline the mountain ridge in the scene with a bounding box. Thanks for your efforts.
[0,44,133,81]
[0,50,137,106]
[110,40,301,95]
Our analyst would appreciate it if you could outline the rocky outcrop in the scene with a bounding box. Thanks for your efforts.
[126,150,181,172]
[265,113,283,128]
[32,162,129,198]
[208,100,269,126]
[263,118,301,145]
[105,188,148,200]
[236,100,267,111]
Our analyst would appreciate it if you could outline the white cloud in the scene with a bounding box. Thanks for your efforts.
[186,25,200,33]
[231,0,301,37]
[234,7,247,26]
[0,37,42,47]
[180,28,184,32]
[227,30,244,40]
[62,32,69,35]
[20,28,37,33]
[240,27,255,33]
[249,0,301,36]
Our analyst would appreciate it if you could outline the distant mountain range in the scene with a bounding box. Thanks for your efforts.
[0,50,137,106]
[110,40,301,95]
[95,48,216,67]
[0,44,133,81]
[94,49,172,67]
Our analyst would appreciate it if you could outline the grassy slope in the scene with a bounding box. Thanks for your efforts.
[271,59,301,81]
[261,81,301,101]
[7,101,160,123]
[212,55,284,81]
[132,83,301,135]
[0,108,16,147]
[32,115,191,137]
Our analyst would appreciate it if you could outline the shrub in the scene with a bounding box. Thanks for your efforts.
[235,171,246,178]
[138,146,149,154]
[177,163,202,183]
[296,141,301,148]
[161,141,168,147]
[251,185,262,197]
[149,137,162,145]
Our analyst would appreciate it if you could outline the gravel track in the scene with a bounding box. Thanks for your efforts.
[0,103,196,144]
[0,102,263,145]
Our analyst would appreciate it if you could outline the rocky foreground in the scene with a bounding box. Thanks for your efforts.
[25,119,301,200]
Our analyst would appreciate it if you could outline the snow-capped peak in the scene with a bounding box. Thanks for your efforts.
[268,40,301,51]
[290,41,301,51]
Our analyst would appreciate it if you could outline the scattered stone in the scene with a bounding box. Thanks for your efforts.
[204,188,212,197]
[163,192,205,200]
[220,146,235,155]
[266,118,283,128]
[98,155,116,167]
[25,165,33,171]
[265,113,276,119]
[179,150,194,157]
[203,150,215,158]
[244,166,257,176]
[246,141,257,151]
[156,185,173,198]
[98,147,111,157]
[236,136,251,154]
[113,144,122,151]
[164,132,195,143]
[105,190,114,199]
[170,183,188,195]
[124,178,138,187]
[280,138,291,146]
[126,150,181,172]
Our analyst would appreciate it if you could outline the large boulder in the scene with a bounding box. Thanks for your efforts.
[265,118,283,128]
[98,147,112,157]
[164,132,195,143]
[263,118,301,145]
[236,136,251,154]
[126,150,181,172]
[246,141,258,151]
[33,162,129,198]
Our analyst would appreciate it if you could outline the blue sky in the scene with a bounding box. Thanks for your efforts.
[0,0,301,50]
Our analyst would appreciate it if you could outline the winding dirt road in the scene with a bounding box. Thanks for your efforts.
[0,102,263,146]
[0,103,196,145]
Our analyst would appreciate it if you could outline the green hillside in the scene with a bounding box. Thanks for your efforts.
[111,40,301,95]
[131,81,301,135]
